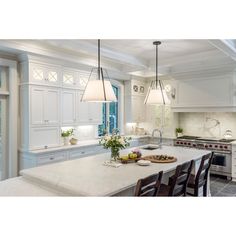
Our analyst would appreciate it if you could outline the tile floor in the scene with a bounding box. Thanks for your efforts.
[210,174,236,197]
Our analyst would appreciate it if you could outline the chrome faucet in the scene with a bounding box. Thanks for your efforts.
[151,129,163,147]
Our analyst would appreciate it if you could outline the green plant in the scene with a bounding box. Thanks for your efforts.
[175,128,183,133]
[61,128,74,138]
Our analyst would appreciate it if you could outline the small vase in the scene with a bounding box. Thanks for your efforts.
[176,132,183,138]
[110,148,120,162]
[63,137,70,146]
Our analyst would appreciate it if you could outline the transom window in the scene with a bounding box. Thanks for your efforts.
[98,85,119,136]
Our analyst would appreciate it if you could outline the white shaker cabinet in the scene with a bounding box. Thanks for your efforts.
[77,91,102,125]
[31,86,60,126]
[30,127,60,150]
[29,62,60,86]
[61,89,76,125]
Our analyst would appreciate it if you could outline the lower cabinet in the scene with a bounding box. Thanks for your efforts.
[19,145,107,170]
[232,144,236,181]
[19,137,150,170]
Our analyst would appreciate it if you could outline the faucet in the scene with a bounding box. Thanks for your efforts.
[151,129,163,147]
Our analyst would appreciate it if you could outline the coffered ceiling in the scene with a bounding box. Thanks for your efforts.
[0,39,235,80]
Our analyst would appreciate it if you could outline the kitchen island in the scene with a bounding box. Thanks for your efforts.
[0,145,211,196]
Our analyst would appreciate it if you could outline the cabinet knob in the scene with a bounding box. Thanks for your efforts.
[49,157,54,160]
[44,145,48,149]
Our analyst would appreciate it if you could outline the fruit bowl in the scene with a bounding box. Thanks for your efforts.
[118,153,141,164]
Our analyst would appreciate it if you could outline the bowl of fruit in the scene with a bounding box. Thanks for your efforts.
[118,152,140,164]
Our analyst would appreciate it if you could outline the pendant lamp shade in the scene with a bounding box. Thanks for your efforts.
[144,41,170,105]
[81,39,117,103]
[144,82,170,105]
[82,79,117,102]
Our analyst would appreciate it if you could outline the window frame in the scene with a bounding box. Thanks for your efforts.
[98,79,124,136]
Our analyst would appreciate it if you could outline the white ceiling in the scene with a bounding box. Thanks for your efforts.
[0,39,235,80]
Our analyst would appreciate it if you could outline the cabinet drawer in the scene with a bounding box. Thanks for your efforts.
[37,153,67,165]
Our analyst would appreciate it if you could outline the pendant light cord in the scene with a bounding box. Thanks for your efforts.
[154,41,165,105]
[98,39,107,101]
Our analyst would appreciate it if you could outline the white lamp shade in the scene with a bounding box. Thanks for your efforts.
[144,87,170,105]
[82,80,117,102]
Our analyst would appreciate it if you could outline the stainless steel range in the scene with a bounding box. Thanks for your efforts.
[174,136,235,178]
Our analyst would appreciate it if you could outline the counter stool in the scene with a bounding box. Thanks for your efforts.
[187,152,214,197]
[134,171,163,196]
[157,160,194,196]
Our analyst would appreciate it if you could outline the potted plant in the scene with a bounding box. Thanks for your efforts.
[61,128,74,146]
[175,128,183,138]
[99,129,131,162]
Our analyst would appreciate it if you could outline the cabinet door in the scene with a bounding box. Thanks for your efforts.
[132,96,146,122]
[31,87,45,125]
[45,67,60,85]
[30,127,60,150]
[45,89,60,125]
[30,63,45,84]
[62,90,76,125]
[77,91,90,124]
[88,103,102,124]
[62,69,78,87]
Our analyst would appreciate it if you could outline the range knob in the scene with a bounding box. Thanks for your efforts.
[205,145,208,148]
[184,142,187,145]
[224,146,228,149]
[188,143,191,145]
[209,145,212,148]
[180,142,183,145]
[220,145,223,149]
[193,144,196,147]
[215,145,218,148]
[176,141,179,144]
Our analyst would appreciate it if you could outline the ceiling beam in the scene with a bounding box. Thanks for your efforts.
[208,39,236,61]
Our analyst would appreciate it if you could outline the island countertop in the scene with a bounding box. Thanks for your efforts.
[20,145,211,196]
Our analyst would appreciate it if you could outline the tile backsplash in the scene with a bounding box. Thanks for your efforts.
[179,112,236,138]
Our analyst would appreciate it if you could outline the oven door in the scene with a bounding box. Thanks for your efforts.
[211,152,231,175]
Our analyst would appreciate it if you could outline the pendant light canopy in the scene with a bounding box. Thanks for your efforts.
[144,41,170,105]
[81,39,117,103]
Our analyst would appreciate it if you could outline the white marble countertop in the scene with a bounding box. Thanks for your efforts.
[0,177,61,196]
[20,145,210,196]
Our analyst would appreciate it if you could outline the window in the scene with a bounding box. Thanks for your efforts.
[98,85,119,136]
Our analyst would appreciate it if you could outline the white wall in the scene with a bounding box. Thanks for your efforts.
[179,112,236,138]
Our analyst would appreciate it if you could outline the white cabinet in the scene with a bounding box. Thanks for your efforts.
[125,95,146,123]
[37,152,67,166]
[77,91,102,125]
[62,68,78,88]
[30,62,60,86]
[30,127,60,150]
[171,72,236,112]
[125,79,146,123]
[31,86,60,126]
[61,89,76,125]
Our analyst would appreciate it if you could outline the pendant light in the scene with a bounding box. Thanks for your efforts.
[144,41,170,105]
[81,39,117,102]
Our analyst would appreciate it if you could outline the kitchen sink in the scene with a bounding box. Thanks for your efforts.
[141,145,160,150]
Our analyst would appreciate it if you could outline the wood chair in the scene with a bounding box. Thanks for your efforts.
[134,171,163,196]
[157,160,194,196]
[186,152,214,197]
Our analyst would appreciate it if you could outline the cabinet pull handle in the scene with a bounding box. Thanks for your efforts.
[50,157,54,160]
[44,145,48,149]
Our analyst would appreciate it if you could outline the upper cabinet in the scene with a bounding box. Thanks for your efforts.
[31,86,60,126]
[62,68,79,88]
[76,90,102,125]
[29,62,61,86]
[170,71,236,112]
[125,79,146,123]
